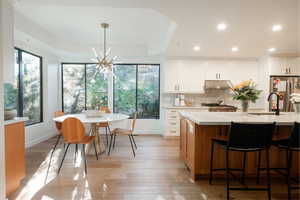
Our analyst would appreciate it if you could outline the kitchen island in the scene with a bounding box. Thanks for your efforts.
[179,111,300,181]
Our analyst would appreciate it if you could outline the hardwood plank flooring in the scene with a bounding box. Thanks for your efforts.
[9,135,299,200]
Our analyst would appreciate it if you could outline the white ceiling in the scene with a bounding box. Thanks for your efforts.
[14,0,300,59]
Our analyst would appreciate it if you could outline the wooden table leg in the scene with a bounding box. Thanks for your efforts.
[86,123,106,155]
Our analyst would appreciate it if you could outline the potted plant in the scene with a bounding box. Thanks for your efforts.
[290,93,300,113]
[231,80,262,112]
[4,83,18,120]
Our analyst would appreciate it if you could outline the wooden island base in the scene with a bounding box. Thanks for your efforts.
[180,118,299,181]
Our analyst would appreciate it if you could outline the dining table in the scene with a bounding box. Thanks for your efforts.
[53,113,129,155]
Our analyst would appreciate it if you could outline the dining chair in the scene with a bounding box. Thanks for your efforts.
[58,117,98,174]
[97,106,112,147]
[108,112,137,157]
[45,111,65,182]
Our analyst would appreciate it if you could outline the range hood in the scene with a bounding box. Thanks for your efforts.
[204,80,233,90]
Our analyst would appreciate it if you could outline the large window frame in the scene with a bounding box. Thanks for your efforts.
[15,47,43,126]
[113,64,160,119]
[61,62,109,113]
[61,63,160,119]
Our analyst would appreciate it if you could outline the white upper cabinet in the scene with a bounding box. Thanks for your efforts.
[164,60,180,92]
[164,59,259,92]
[269,57,300,75]
[177,61,205,92]
[164,60,205,93]
[204,61,258,85]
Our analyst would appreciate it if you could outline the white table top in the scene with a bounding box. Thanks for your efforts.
[53,113,129,123]
[179,111,300,126]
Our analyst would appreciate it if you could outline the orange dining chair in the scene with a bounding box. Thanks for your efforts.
[97,106,112,146]
[108,112,137,157]
[58,117,98,174]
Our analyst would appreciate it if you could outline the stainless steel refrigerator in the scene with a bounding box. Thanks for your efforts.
[269,76,300,112]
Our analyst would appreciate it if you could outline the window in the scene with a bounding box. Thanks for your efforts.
[62,63,108,113]
[15,48,43,125]
[113,64,160,119]
[61,63,160,119]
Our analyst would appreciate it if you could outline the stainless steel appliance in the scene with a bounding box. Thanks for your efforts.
[269,76,300,112]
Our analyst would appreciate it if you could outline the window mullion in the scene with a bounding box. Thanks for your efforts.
[136,65,138,116]
[84,64,87,110]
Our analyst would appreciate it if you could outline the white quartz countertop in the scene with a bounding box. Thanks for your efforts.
[179,111,300,126]
[4,117,28,125]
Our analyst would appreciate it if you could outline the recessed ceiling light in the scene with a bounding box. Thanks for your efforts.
[268,48,277,52]
[231,46,239,52]
[272,24,282,32]
[217,23,227,31]
[193,46,200,51]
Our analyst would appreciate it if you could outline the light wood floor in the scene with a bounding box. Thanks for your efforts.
[9,135,299,200]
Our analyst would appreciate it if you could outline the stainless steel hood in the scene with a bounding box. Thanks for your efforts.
[204,80,233,90]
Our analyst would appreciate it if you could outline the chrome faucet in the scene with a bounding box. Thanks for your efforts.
[268,92,280,115]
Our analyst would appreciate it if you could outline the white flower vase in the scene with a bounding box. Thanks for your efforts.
[293,102,300,113]
[241,100,249,112]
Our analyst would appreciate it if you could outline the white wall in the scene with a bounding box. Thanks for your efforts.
[2,0,14,84]
[0,0,13,198]
[14,38,61,147]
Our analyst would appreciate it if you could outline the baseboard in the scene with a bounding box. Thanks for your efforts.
[25,131,57,148]
[163,135,180,139]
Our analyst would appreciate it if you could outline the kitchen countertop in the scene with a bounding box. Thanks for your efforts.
[179,111,300,126]
[4,117,28,125]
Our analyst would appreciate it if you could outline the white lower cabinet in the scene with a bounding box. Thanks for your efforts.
[164,108,207,137]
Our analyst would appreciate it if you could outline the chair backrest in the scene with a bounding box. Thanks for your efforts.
[54,111,64,133]
[61,117,86,143]
[54,111,64,117]
[289,122,300,148]
[100,106,111,113]
[131,112,137,132]
[227,122,275,149]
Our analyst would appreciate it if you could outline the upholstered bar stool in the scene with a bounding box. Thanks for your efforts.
[209,122,276,200]
[257,122,300,200]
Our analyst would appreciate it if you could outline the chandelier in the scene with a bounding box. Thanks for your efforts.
[92,23,117,75]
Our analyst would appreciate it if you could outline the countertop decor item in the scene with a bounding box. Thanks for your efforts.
[231,80,261,112]
[290,93,300,113]
[4,83,18,120]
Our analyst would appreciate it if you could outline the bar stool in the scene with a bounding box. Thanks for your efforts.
[58,117,98,174]
[257,122,300,200]
[209,122,276,200]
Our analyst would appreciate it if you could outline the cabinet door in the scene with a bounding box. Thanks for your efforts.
[5,122,25,196]
[227,61,259,85]
[186,120,195,170]
[289,57,300,75]
[180,118,187,160]
[164,60,180,91]
[177,60,206,92]
[269,57,291,75]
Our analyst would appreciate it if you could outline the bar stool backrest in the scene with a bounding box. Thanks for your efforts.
[228,122,276,149]
[289,122,300,148]
[62,117,86,143]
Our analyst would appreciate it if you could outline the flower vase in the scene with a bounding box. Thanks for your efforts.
[241,100,249,112]
[293,102,300,113]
